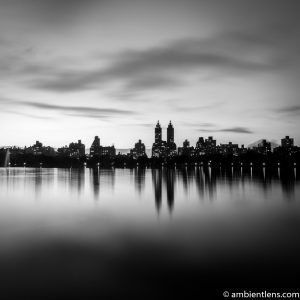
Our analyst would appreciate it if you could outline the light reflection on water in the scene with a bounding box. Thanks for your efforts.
[0,167,299,298]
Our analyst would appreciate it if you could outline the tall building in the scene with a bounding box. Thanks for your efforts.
[69,140,85,157]
[90,136,101,157]
[167,121,174,144]
[205,136,216,149]
[274,136,298,155]
[152,121,176,157]
[166,121,177,155]
[254,139,271,155]
[281,136,294,148]
[90,136,115,157]
[130,139,146,158]
[155,121,162,143]
[195,137,205,156]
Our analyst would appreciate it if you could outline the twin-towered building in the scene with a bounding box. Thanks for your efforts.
[152,121,177,157]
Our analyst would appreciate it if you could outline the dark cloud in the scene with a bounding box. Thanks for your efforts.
[2,109,54,120]
[275,105,300,115]
[0,0,104,27]
[181,121,215,128]
[198,126,253,134]
[23,34,289,93]
[9,100,137,120]
[219,127,253,134]
[16,101,135,115]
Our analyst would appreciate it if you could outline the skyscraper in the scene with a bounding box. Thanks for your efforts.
[152,121,176,157]
[167,121,174,144]
[155,121,162,143]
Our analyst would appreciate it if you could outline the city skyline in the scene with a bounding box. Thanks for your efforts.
[2,120,297,156]
[1,0,300,148]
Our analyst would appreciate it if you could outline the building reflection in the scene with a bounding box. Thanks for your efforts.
[280,169,296,200]
[134,167,146,195]
[152,169,162,213]
[34,168,43,198]
[164,169,175,213]
[151,168,176,214]
[90,168,100,199]
[69,168,85,194]
[90,168,115,199]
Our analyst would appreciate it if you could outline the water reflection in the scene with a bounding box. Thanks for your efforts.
[70,168,85,194]
[152,169,162,213]
[0,166,299,299]
[134,167,145,195]
[0,166,299,211]
[91,168,100,199]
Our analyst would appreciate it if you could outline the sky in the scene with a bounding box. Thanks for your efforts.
[0,0,300,149]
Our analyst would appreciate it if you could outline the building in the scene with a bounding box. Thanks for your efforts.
[90,136,116,157]
[254,139,271,155]
[281,136,294,148]
[69,140,85,157]
[25,141,56,156]
[194,136,217,155]
[155,121,162,144]
[205,136,217,153]
[274,136,299,155]
[90,136,101,156]
[130,139,146,158]
[219,142,239,155]
[195,137,205,155]
[166,121,177,156]
[178,139,195,156]
[57,146,70,156]
[152,121,177,158]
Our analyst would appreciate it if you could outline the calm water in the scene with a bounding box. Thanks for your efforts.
[0,167,299,299]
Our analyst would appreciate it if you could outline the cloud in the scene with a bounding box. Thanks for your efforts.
[2,109,54,120]
[0,0,103,27]
[20,34,287,94]
[7,100,137,120]
[219,127,253,134]
[198,126,253,134]
[181,121,215,128]
[275,105,300,115]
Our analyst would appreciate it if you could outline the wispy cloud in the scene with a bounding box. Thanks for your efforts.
[275,105,300,115]
[6,100,137,120]
[198,126,253,134]
[2,109,54,120]
[180,121,215,128]
[219,127,253,134]
[1,33,286,94]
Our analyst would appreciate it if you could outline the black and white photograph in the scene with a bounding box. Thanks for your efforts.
[0,0,300,299]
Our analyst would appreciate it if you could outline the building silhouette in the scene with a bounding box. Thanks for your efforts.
[155,121,162,144]
[219,142,239,155]
[166,121,177,155]
[25,141,56,156]
[69,140,85,157]
[130,139,146,158]
[90,136,116,157]
[152,121,177,157]
[178,139,194,156]
[281,136,294,148]
[274,136,299,156]
[253,139,271,155]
